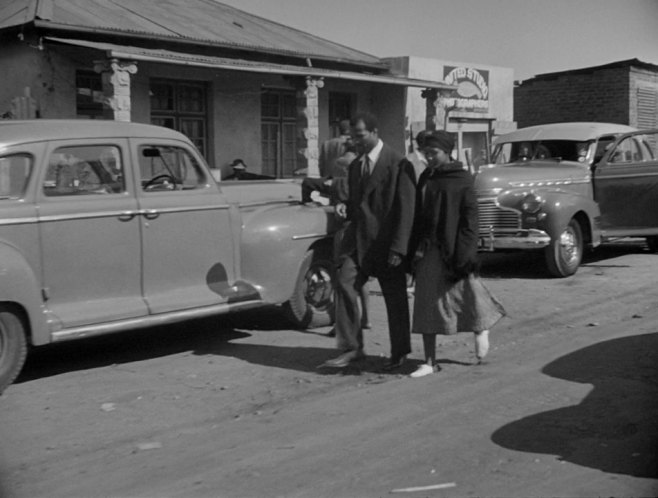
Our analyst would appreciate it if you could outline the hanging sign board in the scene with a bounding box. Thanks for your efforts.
[443,66,490,113]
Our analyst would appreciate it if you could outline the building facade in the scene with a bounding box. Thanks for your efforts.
[514,59,658,130]
[387,56,516,171]
[0,0,454,179]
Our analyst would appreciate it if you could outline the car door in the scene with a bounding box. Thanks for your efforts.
[593,130,658,234]
[131,139,236,315]
[37,139,148,328]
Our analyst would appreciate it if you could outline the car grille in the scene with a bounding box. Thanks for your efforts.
[478,199,521,235]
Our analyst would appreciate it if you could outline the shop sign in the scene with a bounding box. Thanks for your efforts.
[443,66,490,112]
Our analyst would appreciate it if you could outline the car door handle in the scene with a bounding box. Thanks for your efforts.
[118,211,138,221]
[142,209,160,220]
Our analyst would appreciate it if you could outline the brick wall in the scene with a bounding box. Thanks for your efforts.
[514,66,631,128]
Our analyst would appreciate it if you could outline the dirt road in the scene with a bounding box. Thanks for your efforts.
[1,242,657,497]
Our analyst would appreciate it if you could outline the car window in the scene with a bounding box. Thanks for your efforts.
[593,136,616,164]
[493,140,588,164]
[0,154,32,199]
[636,135,656,161]
[609,137,639,163]
[139,145,207,192]
[44,145,125,196]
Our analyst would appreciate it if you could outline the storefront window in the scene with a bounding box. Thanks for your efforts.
[150,80,208,157]
[76,71,104,119]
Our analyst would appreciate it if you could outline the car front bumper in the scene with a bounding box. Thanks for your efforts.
[479,228,551,251]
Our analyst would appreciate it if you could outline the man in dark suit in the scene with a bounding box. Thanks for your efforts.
[321,113,415,369]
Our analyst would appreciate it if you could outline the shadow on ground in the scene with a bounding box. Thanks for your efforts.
[16,305,427,383]
[15,306,295,383]
[491,332,658,478]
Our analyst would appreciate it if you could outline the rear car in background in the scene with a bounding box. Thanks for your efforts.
[475,122,658,276]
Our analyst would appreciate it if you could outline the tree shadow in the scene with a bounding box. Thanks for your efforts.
[491,333,658,478]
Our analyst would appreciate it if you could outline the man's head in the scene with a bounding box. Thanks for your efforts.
[350,112,379,153]
[338,119,351,136]
[423,131,454,166]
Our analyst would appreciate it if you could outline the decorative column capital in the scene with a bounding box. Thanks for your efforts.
[304,76,325,97]
[93,58,138,122]
[93,58,138,75]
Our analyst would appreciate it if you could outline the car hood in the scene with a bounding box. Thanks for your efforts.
[475,161,590,195]
[219,179,301,204]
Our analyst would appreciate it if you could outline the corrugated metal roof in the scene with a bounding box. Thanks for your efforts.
[46,37,457,90]
[0,0,34,28]
[1,0,385,68]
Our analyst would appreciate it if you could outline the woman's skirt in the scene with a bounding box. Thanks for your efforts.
[412,245,505,335]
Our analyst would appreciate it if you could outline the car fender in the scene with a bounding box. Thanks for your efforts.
[239,203,337,304]
[528,188,601,243]
[0,242,49,345]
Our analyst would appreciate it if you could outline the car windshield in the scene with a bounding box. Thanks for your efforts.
[492,140,592,164]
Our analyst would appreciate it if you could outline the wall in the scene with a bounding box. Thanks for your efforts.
[514,67,631,128]
[0,42,78,119]
[630,66,658,129]
[386,56,515,137]
[0,42,415,177]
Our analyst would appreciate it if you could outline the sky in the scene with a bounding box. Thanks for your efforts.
[219,0,658,81]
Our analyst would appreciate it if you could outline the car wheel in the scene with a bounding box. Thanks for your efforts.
[0,305,28,394]
[646,236,658,253]
[285,246,335,329]
[545,219,583,277]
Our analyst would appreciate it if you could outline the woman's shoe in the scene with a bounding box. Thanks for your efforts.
[410,364,437,378]
[474,330,490,362]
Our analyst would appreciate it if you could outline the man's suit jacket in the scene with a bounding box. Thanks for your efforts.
[319,135,349,177]
[339,143,416,276]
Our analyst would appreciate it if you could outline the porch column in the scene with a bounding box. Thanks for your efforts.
[93,59,138,122]
[422,88,454,131]
[421,88,438,131]
[297,76,324,177]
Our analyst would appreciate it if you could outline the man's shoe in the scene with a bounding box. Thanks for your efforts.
[382,355,406,371]
[320,350,365,368]
[474,330,490,363]
[410,364,438,378]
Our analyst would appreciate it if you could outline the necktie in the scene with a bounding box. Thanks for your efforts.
[362,155,370,180]
[360,156,370,195]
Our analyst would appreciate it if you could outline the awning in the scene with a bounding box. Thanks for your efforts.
[45,37,456,90]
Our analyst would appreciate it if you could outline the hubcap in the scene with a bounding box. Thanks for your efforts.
[304,266,333,309]
[559,227,579,264]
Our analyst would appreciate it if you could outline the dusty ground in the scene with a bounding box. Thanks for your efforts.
[1,241,657,498]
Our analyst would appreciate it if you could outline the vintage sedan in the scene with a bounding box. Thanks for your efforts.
[475,122,658,276]
[0,120,337,392]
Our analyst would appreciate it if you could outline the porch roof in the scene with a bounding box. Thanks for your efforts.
[2,0,386,70]
[46,37,456,90]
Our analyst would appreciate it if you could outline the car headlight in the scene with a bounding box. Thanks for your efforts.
[521,193,543,213]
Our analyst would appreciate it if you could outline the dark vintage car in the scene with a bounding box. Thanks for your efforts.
[475,122,658,277]
[0,120,337,392]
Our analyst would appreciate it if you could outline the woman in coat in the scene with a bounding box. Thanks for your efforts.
[409,131,505,378]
